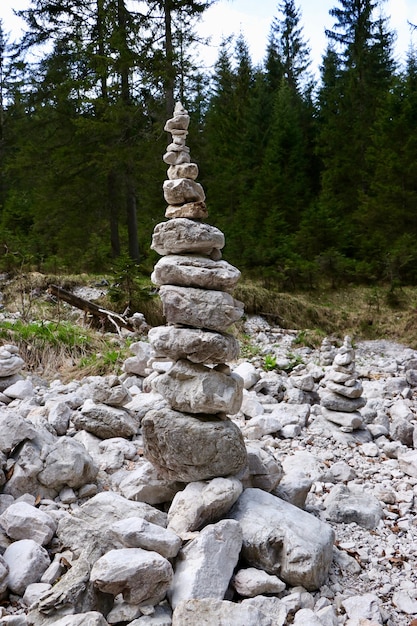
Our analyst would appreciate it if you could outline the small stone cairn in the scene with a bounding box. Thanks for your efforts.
[319,335,366,431]
[141,103,247,483]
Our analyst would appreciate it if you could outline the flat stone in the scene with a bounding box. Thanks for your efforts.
[325,379,363,398]
[324,484,384,529]
[163,150,190,165]
[172,598,274,626]
[110,517,182,559]
[167,162,198,180]
[0,410,37,453]
[151,255,240,291]
[74,400,139,439]
[56,492,167,554]
[151,219,224,256]
[320,391,366,413]
[0,501,56,546]
[148,326,239,364]
[165,200,208,219]
[158,285,244,332]
[233,567,286,597]
[151,359,243,415]
[397,449,417,478]
[163,178,205,204]
[168,519,242,609]
[118,460,182,505]
[321,407,364,429]
[90,548,172,605]
[4,379,33,399]
[229,488,334,591]
[167,477,243,538]
[142,408,247,482]
[342,593,382,623]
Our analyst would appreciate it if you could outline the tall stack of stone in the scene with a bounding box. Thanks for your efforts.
[319,335,366,430]
[142,103,247,483]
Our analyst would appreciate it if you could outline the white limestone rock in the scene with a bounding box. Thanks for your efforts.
[151,255,240,291]
[0,501,56,546]
[324,484,384,529]
[167,162,198,180]
[3,539,51,595]
[118,461,182,505]
[74,400,139,439]
[229,488,334,591]
[89,376,131,407]
[22,582,52,607]
[151,219,224,256]
[148,326,239,364]
[151,359,243,415]
[342,593,382,623]
[158,285,244,332]
[167,477,243,538]
[242,444,284,492]
[397,449,417,478]
[56,492,167,554]
[320,391,366,413]
[321,406,364,429]
[110,517,181,559]
[233,362,261,390]
[37,436,98,491]
[0,346,25,377]
[90,548,173,605]
[142,408,247,482]
[4,378,33,400]
[165,200,208,219]
[124,392,167,420]
[0,410,37,454]
[123,341,152,377]
[163,178,205,205]
[232,567,286,597]
[168,519,242,609]
[45,400,73,435]
[172,598,275,626]
[273,473,312,509]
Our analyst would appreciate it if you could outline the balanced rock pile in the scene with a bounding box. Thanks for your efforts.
[142,102,247,483]
[320,336,366,431]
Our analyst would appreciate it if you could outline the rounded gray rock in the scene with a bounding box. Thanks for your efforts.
[142,408,247,482]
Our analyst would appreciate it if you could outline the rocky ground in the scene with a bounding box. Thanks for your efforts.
[0,315,417,626]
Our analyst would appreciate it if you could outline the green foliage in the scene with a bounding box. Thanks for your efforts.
[263,353,277,371]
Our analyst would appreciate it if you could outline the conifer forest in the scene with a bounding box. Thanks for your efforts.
[1,0,417,289]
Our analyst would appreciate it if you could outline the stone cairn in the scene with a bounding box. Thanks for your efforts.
[141,102,248,483]
[319,335,366,431]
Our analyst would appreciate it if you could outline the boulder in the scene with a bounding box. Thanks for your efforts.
[74,400,139,439]
[229,488,334,591]
[151,359,243,415]
[158,285,244,332]
[151,219,224,256]
[142,408,247,482]
[151,255,240,291]
[168,519,242,609]
[148,326,239,364]
[90,548,172,605]
[167,477,243,538]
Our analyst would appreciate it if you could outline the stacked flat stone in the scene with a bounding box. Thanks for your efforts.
[319,336,366,431]
[142,103,247,483]
[319,337,336,366]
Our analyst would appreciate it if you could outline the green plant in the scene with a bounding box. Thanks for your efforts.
[263,354,277,371]
[282,352,304,373]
